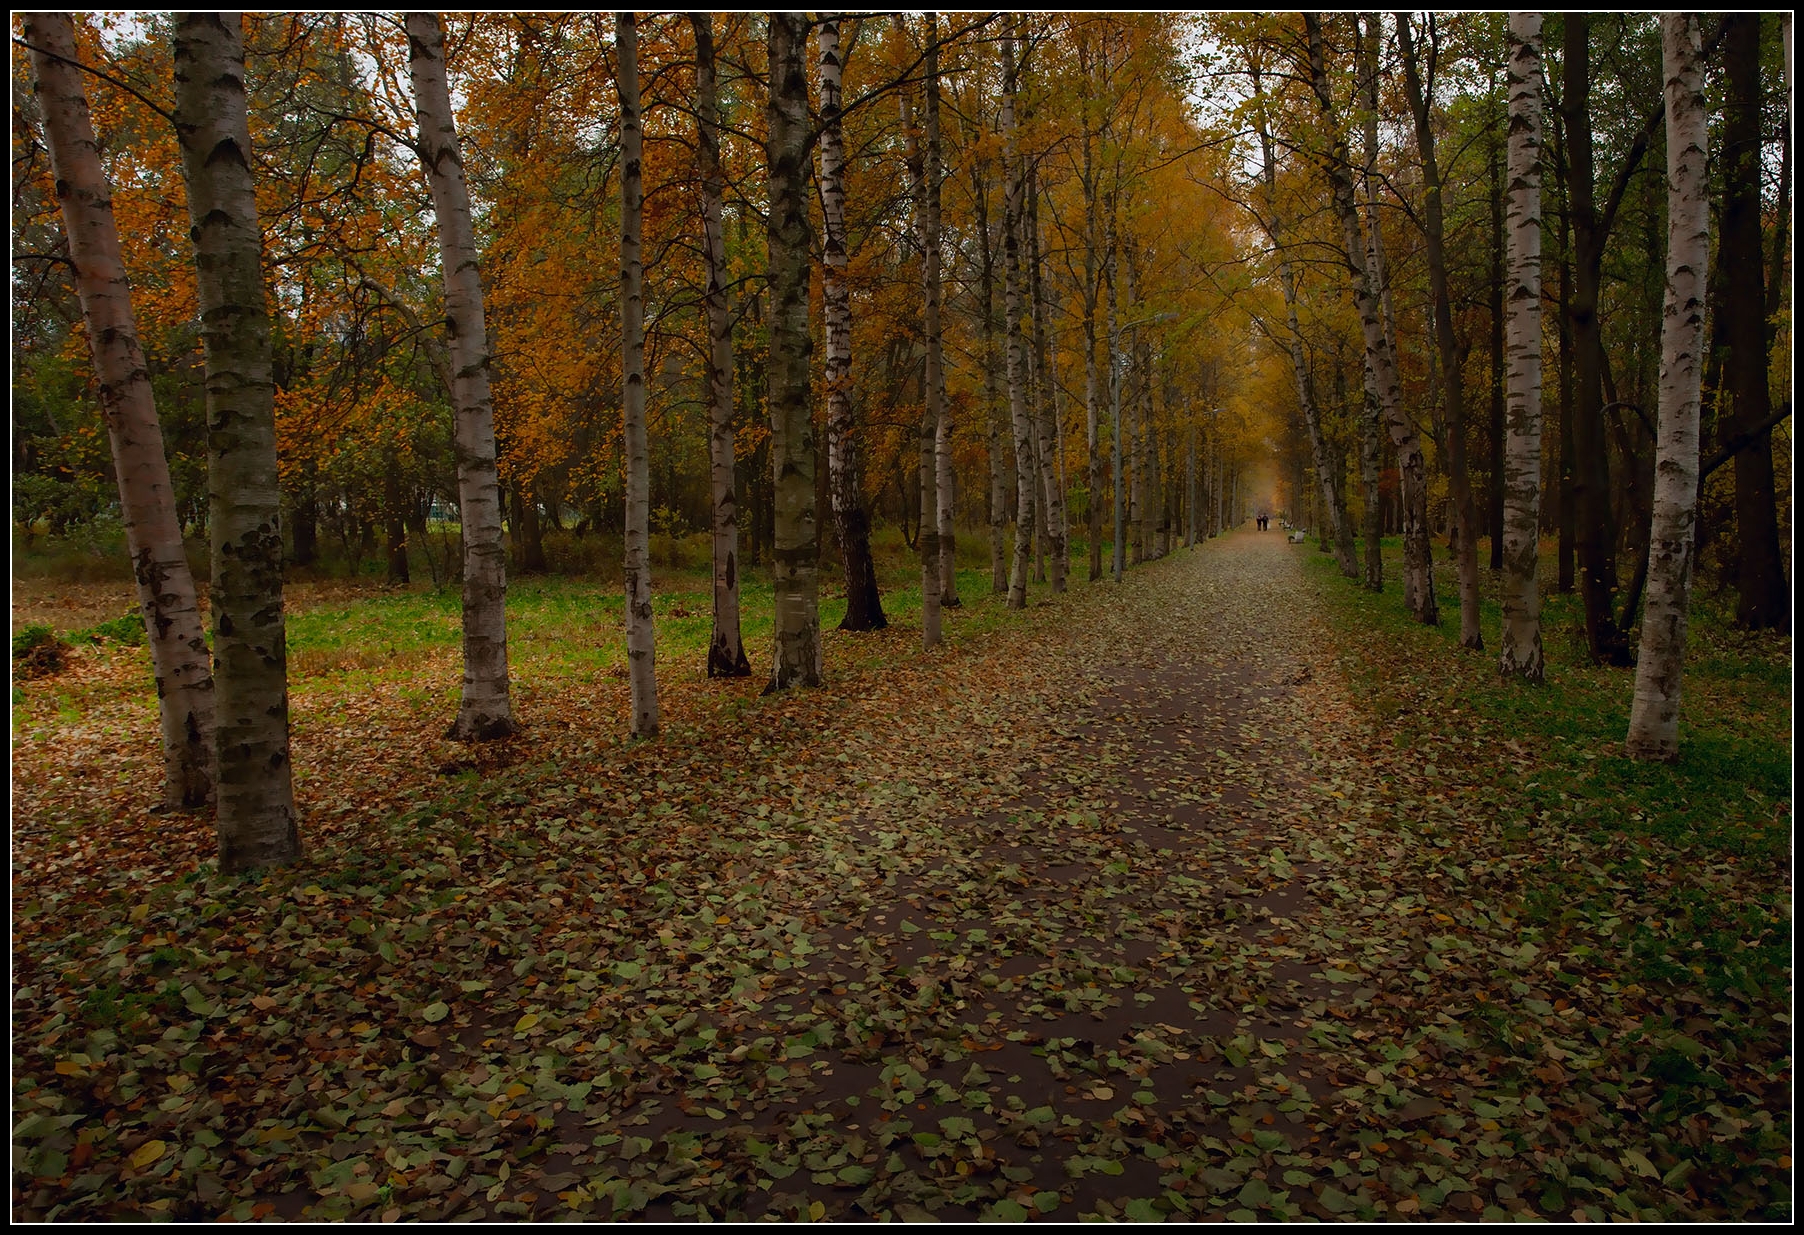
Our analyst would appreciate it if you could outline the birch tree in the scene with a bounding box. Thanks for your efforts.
[1026,169,1069,592]
[173,12,300,872]
[974,153,1008,595]
[617,12,658,735]
[1304,12,1437,623]
[922,18,951,636]
[819,16,886,632]
[1351,16,1387,595]
[897,16,940,648]
[1077,64,1106,583]
[764,12,822,689]
[1626,14,1709,759]
[407,12,516,739]
[1497,13,1546,682]
[1001,25,1036,609]
[691,12,750,677]
[1398,14,1485,647]
[1105,203,1126,581]
[26,12,215,810]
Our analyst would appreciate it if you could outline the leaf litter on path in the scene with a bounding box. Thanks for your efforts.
[11,535,1788,1221]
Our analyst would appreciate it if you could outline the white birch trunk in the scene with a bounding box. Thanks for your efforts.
[1398,12,1485,647]
[818,17,886,632]
[1082,135,1104,581]
[173,12,299,872]
[1357,13,1430,611]
[975,166,1007,596]
[1626,14,1709,759]
[616,13,659,735]
[1306,13,1436,620]
[691,13,750,678]
[926,21,958,614]
[1001,26,1035,609]
[28,12,215,810]
[1026,170,1069,592]
[407,12,515,740]
[765,12,822,689]
[1105,212,1125,581]
[1498,13,1547,682]
[1137,330,1157,560]
[898,18,941,649]
[1124,250,1144,567]
[1185,424,1196,548]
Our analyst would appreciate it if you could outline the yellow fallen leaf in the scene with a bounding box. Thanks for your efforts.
[129,1139,167,1169]
[514,1012,539,1033]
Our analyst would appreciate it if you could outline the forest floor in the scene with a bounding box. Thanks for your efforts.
[11,531,1791,1221]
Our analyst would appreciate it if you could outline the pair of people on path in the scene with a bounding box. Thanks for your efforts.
[1256,512,1270,531]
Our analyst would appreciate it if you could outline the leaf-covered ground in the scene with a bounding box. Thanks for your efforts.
[12,533,1790,1220]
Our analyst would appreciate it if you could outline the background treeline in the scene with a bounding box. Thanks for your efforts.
[1220,12,1790,648]
[13,12,1257,590]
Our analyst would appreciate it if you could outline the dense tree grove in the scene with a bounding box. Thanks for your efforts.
[11,12,1793,863]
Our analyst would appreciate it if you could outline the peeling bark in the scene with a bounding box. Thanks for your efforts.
[1306,11,1435,622]
[28,12,215,811]
[1026,169,1069,592]
[174,11,299,872]
[1498,13,1546,682]
[407,12,516,739]
[1627,15,1709,759]
[971,145,1007,595]
[1001,26,1035,610]
[898,17,941,649]
[617,12,659,735]
[764,13,822,690]
[691,13,750,678]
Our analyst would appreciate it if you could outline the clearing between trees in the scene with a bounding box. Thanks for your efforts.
[11,532,1789,1221]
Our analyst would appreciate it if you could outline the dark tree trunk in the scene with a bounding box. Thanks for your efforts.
[291,472,318,567]
[1399,13,1483,648]
[1487,117,1506,572]
[819,17,886,634]
[1721,13,1789,630]
[1563,14,1633,665]
[386,455,410,584]
[1555,118,1576,594]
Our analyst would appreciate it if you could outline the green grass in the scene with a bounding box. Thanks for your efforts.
[1302,534,1791,1005]
[1302,536,1791,859]
[14,521,1108,691]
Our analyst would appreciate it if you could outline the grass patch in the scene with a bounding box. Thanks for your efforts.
[1301,536,1790,858]
[1301,534,1791,1007]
